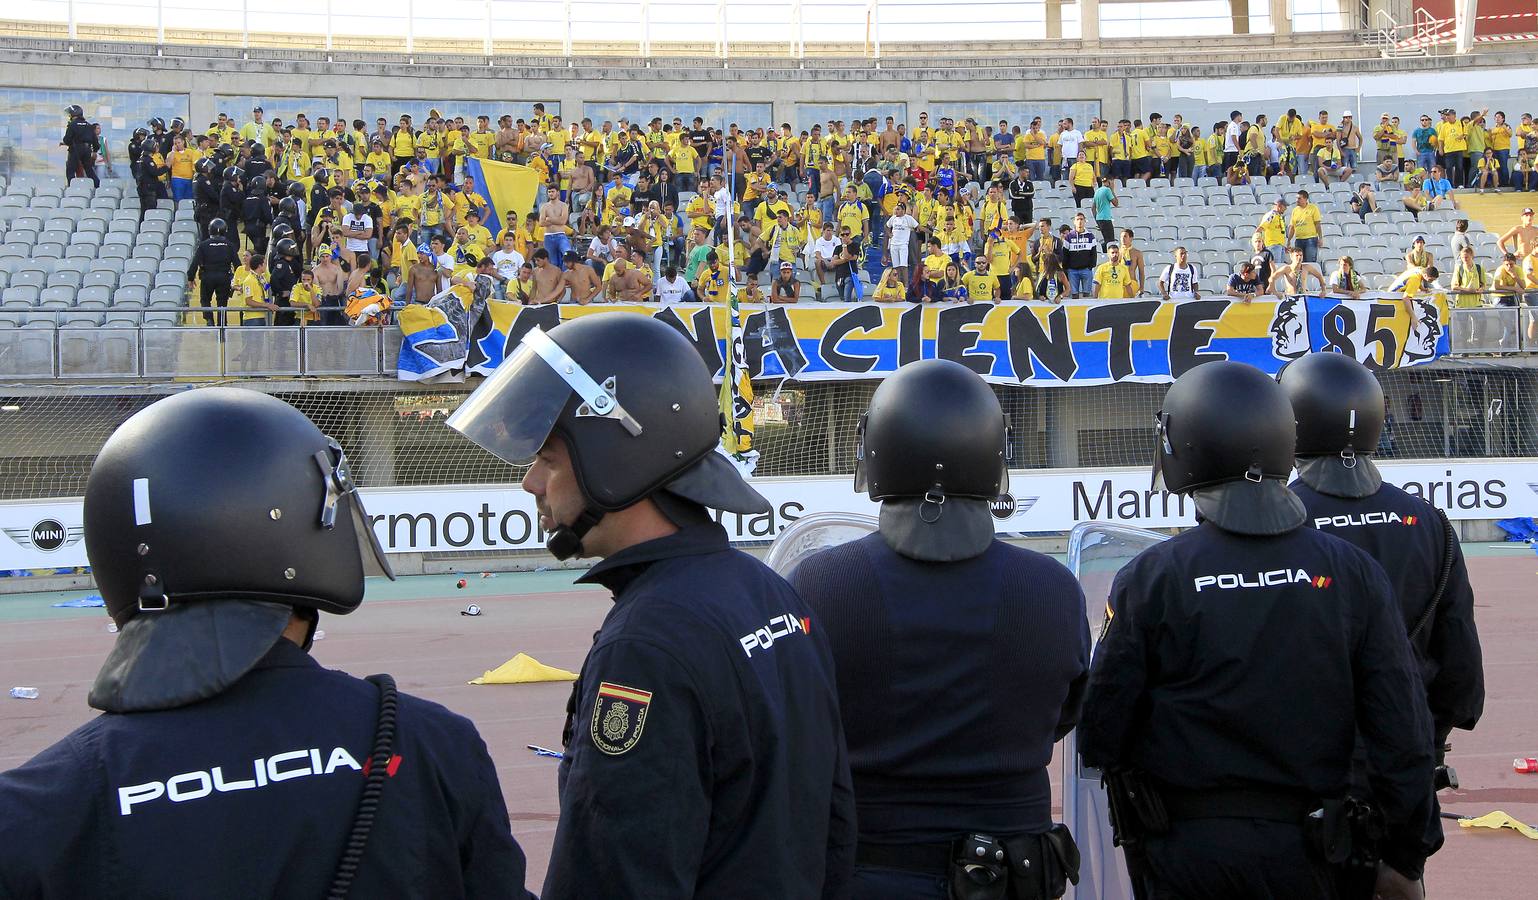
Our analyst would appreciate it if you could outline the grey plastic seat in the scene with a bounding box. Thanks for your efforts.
[153,271,187,291]
[89,257,125,275]
[1,286,39,306]
[38,286,75,309]
[124,257,158,277]
[150,285,185,306]
[7,230,37,247]
[104,311,140,326]
[47,270,82,290]
[83,270,118,290]
[65,244,98,260]
[10,270,46,289]
[77,285,112,306]
[113,286,149,307]
[12,215,43,233]
[44,217,75,232]
[143,311,180,327]
[131,244,163,261]
[0,244,28,259]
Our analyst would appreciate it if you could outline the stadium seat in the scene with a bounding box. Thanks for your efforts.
[104,312,140,327]
[149,286,185,306]
[89,257,125,276]
[132,244,163,261]
[153,271,187,291]
[32,243,66,260]
[1,286,39,307]
[113,287,149,307]
[120,272,153,293]
[124,258,158,277]
[0,244,28,259]
[76,285,112,306]
[47,270,82,290]
[38,287,74,309]
[8,229,38,247]
[10,270,46,290]
[83,270,118,291]
[59,311,103,327]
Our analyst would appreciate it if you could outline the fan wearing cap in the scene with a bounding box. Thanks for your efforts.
[1079,361,1435,900]
[788,360,1089,900]
[448,314,854,899]
[0,389,534,898]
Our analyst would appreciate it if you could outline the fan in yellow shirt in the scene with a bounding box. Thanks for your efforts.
[1093,245,1139,299]
[962,257,999,303]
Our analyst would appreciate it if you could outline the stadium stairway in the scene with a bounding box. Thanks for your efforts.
[1451,190,1531,243]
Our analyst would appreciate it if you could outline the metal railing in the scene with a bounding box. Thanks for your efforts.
[0,321,401,379]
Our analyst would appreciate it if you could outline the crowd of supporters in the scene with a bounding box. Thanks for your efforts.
[62,101,1538,323]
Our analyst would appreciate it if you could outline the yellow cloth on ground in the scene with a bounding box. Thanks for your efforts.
[1457,811,1538,840]
[469,652,578,685]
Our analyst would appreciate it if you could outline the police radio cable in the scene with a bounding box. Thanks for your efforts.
[326,673,399,899]
[1408,506,1456,643]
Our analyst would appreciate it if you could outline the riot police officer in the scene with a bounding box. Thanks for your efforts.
[1281,352,1484,896]
[447,314,855,899]
[187,218,236,325]
[790,359,1090,900]
[161,116,186,156]
[242,178,273,257]
[136,138,169,221]
[269,237,302,326]
[60,104,97,186]
[219,166,244,235]
[244,141,273,185]
[0,388,534,898]
[1077,361,1435,900]
[285,182,309,248]
[275,196,305,256]
[127,125,150,180]
[193,157,220,240]
[308,167,332,228]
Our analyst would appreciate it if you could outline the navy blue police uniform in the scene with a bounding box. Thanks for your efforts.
[1292,481,1484,744]
[1078,521,1437,899]
[0,638,533,899]
[791,534,1090,899]
[543,520,856,900]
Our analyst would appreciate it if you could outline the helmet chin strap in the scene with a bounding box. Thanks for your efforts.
[546,506,606,561]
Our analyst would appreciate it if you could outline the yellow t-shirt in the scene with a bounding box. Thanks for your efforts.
[962,271,997,303]
[922,252,950,282]
[1289,204,1322,240]
[365,150,392,175]
[168,149,198,180]
[1021,131,1047,161]
[873,277,907,302]
[670,144,697,175]
[1094,262,1138,299]
[1128,130,1149,161]
[1069,161,1095,188]
[1309,121,1336,151]
[1084,129,1109,165]
[987,239,1017,277]
[696,266,730,303]
[1258,210,1287,247]
[836,200,869,236]
[1437,121,1468,153]
[233,270,269,323]
[391,128,416,157]
[290,282,320,322]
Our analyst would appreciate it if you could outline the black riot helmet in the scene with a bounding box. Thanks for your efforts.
[170,116,185,130]
[246,179,268,198]
[448,313,769,559]
[312,166,331,184]
[856,359,1007,501]
[208,217,228,236]
[83,388,393,713]
[65,104,84,119]
[147,116,166,131]
[278,196,298,217]
[1279,352,1386,499]
[271,222,295,244]
[853,359,1008,562]
[1154,361,1305,535]
[132,127,149,140]
[287,181,306,200]
[275,237,299,258]
[223,165,242,182]
[194,157,213,177]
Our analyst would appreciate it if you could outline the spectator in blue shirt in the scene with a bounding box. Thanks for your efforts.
[1424,165,1456,209]
[1093,177,1118,245]
[1412,114,1438,174]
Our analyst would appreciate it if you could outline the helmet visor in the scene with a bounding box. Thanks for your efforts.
[315,438,395,581]
[1150,410,1170,491]
[446,326,642,466]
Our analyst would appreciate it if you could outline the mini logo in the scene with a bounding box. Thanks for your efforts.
[591,682,652,755]
[3,519,84,553]
[1312,575,1334,589]
[990,494,1017,519]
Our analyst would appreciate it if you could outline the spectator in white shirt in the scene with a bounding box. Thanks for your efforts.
[656,264,692,305]
[1159,246,1201,301]
[492,233,525,282]
[810,221,841,301]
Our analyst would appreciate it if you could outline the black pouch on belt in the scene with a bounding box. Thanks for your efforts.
[1305,797,1382,867]
[946,833,1009,900]
[1002,825,1081,900]
[1102,768,1170,848]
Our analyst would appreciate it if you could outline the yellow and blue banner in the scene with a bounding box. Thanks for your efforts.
[459,157,541,240]
[720,286,755,452]
[400,294,1452,386]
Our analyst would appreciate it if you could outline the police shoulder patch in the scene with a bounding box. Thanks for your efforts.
[591,682,653,755]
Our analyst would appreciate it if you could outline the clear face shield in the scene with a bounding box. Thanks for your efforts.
[1151,410,1171,491]
[314,437,395,580]
[446,327,642,466]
